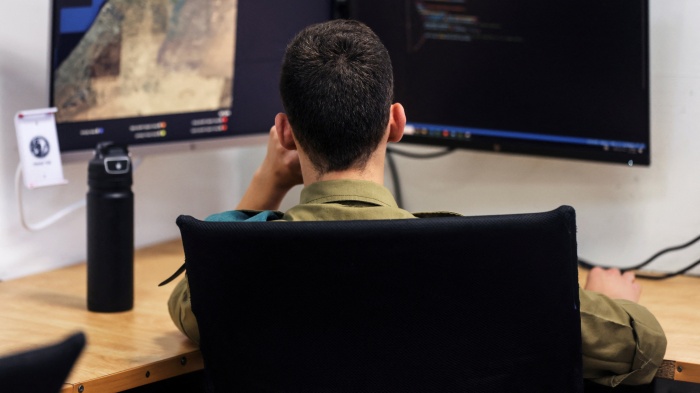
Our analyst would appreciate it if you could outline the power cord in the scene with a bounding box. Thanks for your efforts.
[385,146,456,209]
[15,163,85,231]
[386,146,698,279]
[15,155,143,232]
[579,233,700,280]
[386,148,404,208]
[387,145,456,159]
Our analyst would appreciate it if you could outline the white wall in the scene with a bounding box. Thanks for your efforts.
[1,0,698,280]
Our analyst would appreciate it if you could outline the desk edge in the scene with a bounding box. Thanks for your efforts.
[64,350,203,393]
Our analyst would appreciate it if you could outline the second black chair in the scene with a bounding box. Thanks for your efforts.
[0,331,86,393]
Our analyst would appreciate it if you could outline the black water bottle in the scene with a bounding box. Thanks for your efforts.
[87,142,134,312]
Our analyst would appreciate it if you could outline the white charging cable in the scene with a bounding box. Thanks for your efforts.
[15,154,143,232]
[15,163,85,232]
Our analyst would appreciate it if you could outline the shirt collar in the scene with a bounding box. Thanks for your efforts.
[299,179,400,208]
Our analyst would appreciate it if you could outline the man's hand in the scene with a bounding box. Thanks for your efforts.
[236,126,303,211]
[584,267,641,303]
[258,125,303,190]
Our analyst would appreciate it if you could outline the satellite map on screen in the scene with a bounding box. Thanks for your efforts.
[54,0,238,123]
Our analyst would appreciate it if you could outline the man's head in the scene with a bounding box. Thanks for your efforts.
[278,19,396,175]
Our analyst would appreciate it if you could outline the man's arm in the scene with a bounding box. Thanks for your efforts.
[168,125,303,343]
[581,268,667,386]
[168,278,200,343]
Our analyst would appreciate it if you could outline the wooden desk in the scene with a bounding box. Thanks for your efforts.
[578,267,700,384]
[1,241,699,391]
[0,240,203,393]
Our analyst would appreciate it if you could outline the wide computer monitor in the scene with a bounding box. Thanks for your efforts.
[344,0,650,166]
[50,0,332,162]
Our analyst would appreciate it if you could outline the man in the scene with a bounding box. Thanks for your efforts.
[168,19,666,387]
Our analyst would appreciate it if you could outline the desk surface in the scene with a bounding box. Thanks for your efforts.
[0,240,201,393]
[1,241,699,390]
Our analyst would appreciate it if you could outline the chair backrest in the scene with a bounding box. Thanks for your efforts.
[178,205,582,392]
[0,332,85,393]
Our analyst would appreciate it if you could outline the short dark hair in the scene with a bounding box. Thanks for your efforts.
[279,19,394,174]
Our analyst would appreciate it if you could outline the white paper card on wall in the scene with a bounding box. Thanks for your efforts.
[14,108,68,189]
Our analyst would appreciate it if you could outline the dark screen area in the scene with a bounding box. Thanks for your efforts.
[346,0,650,165]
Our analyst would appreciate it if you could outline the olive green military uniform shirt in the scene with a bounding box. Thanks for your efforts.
[168,179,666,387]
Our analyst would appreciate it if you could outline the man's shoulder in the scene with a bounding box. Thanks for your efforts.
[205,209,462,222]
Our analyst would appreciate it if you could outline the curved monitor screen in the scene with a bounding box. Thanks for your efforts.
[346,0,650,166]
[50,0,331,160]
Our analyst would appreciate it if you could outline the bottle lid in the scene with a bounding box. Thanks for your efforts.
[88,142,132,189]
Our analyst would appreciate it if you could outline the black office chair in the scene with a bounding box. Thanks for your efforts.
[178,206,582,392]
[0,331,86,393]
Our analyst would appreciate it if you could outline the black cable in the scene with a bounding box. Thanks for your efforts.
[629,233,700,270]
[386,148,404,209]
[579,257,700,280]
[578,232,700,280]
[387,145,698,279]
[386,146,456,159]
[387,144,698,280]
[635,259,700,280]
[385,146,455,209]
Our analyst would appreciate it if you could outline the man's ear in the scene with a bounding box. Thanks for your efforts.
[275,113,297,151]
[387,103,406,143]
